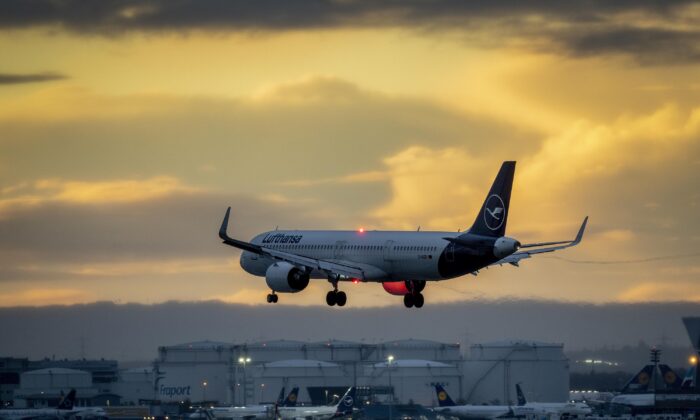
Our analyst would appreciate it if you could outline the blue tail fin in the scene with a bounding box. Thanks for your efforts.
[621,365,654,393]
[434,384,456,407]
[659,364,682,389]
[515,383,527,406]
[469,161,515,237]
[334,387,356,416]
[682,366,696,389]
[282,387,299,407]
[276,387,286,405]
[58,389,76,410]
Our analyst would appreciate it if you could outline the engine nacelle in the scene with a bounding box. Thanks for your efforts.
[382,280,426,296]
[382,281,410,296]
[265,262,309,293]
[493,236,521,258]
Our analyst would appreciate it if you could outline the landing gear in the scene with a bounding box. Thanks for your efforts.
[326,290,347,306]
[326,279,347,307]
[403,280,425,309]
[266,293,278,303]
[403,292,424,308]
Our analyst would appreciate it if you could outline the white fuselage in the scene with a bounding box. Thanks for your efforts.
[207,405,271,419]
[0,407,105,420]
[240,230,461,282]
[513,402,592,416]
[432,405,513,419]
[610,393,656,407]
[276,405,339,420]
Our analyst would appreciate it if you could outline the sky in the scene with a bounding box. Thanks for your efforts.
[0,0,699,307]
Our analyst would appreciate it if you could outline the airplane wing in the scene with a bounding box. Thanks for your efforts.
[491,217,588,267]
[219,207,367,280]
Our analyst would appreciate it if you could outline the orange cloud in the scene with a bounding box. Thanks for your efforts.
[618,281,700,302]
[0,176,197,217]
[0,288,94,306]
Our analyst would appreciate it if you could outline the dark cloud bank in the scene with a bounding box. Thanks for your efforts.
[1,0,699,64]
[1,300,698,363]
[0,72,66,85]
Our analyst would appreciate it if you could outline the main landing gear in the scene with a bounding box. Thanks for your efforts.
[266,293,278,303]
[326,279,347,307]
[403,280,426,309]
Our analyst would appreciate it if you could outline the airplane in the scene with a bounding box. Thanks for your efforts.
[219,161,588,308]
[513,383,591,417]
[681,365,696,389]
[275,387,355,420]
[431,384,514,419]
[197,387,299,420]
[658,364,683,390]
[0,389,79,420]
[610,364,659,408]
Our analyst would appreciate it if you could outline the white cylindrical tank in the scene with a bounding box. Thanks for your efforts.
[463,341,569,405]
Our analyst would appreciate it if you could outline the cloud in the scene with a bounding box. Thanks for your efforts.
[0,176,196,218]
[1,1,699,63]
[0,288,94,306]
[0,72,67,85]
[618,281,700,302]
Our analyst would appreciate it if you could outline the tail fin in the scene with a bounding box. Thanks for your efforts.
[58,389,76,410]
[621,365,654,393]
[335,387,356,416]
[469,161,515,237]
[276,387,286,405]
[682,365,696,389]
[515,383,527,406]
[282,387,299,407]
[659,364,682,389]
[434,384,456,407]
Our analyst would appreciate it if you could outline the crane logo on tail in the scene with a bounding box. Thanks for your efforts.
[484,194,505,231]
[438,391,447,401]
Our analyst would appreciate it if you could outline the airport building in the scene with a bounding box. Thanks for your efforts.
[462,340,569,405]
[153,338,567,406]
[1,339,569,407]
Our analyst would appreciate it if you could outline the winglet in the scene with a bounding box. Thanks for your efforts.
[219,207,232,241]
[572,216,588,246]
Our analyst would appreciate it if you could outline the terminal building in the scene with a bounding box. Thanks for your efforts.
[154,339,568,406]
[1,339,569,407]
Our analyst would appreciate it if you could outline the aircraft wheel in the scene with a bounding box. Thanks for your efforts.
[266,294,274,303]
[413,292,424,308]
[326,291,337,306]
[272,294,278,303]
[336,291,347,307]
[403,293,414,308]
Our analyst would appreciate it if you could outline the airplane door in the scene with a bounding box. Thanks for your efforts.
[383,240,395,262]
[334,241,346,259]
[446,243,455,262]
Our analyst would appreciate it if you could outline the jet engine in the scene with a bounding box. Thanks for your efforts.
[265,262,309,293]
[382,280,426,296]
[493,237,521,258]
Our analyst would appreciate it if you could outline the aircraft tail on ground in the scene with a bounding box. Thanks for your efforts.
[659,364,683,389]
[621,364,654,393]
[334,387,356,417]
[515,383,527,406]
[468,161,515,238]
[282,387,299,407]
[434,384,457,407]
[682,365,696,389]
[58,389,76,410]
